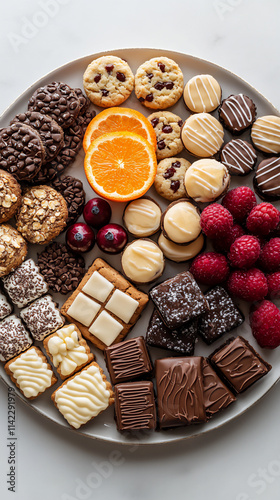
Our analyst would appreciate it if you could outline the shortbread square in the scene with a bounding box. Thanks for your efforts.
[89,311,123,346]
[105,289,139,323]
[43,324,94,380]
[20,295,64,341]
[67,293,101,327]
[82,271,114,302]
[2,259,48,308]
[51,361,114,429]
[5,346,57,399]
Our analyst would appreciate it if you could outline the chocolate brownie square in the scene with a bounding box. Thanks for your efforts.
[114,381,156,431]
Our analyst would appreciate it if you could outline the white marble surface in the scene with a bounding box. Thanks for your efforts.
[1,1,280,499]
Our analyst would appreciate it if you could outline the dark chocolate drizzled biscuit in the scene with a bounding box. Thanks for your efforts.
[115,381,156,431]
[219,94,256,133]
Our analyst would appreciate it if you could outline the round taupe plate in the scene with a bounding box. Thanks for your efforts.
[1,48,279,445]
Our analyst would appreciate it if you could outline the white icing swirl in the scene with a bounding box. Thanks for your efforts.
[181,113,224,157]
[9,347,53,398]
[251,116,280,154]
[121,239,164,283]
[124,198,161,236]
[54,364,111,429]
[184,159,230,202]
[47,324,89,376]
[184,74,221,113]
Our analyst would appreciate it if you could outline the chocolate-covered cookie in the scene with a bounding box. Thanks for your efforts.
[253,157,280,201]
[220,139,257,176]
[73,88,91,114]
[28,82,80,129]
[219,94,256,133]
[51,175,85,227]
[32,120,84,183]
[10,111,64,163]
[37,242,85,294]
[0,123,45,181]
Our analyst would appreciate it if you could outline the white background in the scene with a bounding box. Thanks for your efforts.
[1,1,280,499]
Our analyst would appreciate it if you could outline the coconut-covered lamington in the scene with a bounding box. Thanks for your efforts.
[43,324,94,379]
[0,315,32,362]
[2,259,48,308]
[51,361,114,429]
[0,291,13,320]
[5,346,57,399]
[20,295,64,341]
[61,258,149,350]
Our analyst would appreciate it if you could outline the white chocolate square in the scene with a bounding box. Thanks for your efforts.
[89,311,123,346]
[105,289,139,323]
[82,271,114,302]
[67,293,101,327]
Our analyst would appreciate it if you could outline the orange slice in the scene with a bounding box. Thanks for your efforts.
[84,131,157,202]
[83,107,157,152]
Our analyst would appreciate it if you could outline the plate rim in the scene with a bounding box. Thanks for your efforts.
[1,47,280,446]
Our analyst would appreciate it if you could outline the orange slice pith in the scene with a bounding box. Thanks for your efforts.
[84,131,157,202]
[83,107,157,152]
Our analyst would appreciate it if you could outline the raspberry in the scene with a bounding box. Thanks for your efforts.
[228,235,261,269]
[259,238,280,272]
[267,272,280,299]
[200,203,233,239]
[222,186,256,223]
[227,268,268,302]
[250,300,280,348]
[246,202,280,236]
[212,223,245,253]
[189,252,229,285]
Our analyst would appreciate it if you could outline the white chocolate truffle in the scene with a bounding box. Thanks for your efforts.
[184,159,230,203]
[181,113,224,157]
[162,200,201,244]
[158,233,204,262]
[123,198,161,237]
[184,74,221,113]
[251,115,280,154]
[121,239,164,284]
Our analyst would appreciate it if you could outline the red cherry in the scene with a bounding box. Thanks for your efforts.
[96,224,128,254]
[66,223,95,253]
[83,198,111,229]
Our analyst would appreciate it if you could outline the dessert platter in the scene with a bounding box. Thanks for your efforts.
[0,48,280,445]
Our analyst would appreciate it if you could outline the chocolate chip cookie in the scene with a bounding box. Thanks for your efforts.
[83,56,134,107]
[51,175,85,227]
[10,111,64,163]
[0,123,45,181]
[28,82,81,129]
[154,157,191,201]
[135,57,184,109]
[148,111,184,160]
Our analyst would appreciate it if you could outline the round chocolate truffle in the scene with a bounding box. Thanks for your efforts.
[220,139,257,176]
[161,200,201,245]
[121,239,165,284]
[123,198,161,237]
[184,159,230,203]
[253,157,280,201]
[219,94,256,133]
[158,232,204,262]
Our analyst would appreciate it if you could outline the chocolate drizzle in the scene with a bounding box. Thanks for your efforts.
[115,381,156,431]
[254,157,280,201]
[220,139,257,176]
[202,359,236,417]
[104,337,152,385]
[219,94,256,133]
[155,357,206,428]
[210,336,271,394]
